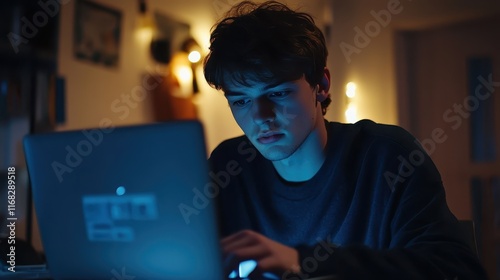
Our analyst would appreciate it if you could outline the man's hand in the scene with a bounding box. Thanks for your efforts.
[221,230,301,278]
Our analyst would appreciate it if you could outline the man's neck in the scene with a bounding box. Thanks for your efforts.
[272,120,328,182]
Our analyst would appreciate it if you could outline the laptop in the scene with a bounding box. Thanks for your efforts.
[17,120,224,280]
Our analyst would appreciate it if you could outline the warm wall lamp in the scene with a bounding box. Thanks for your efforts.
[136,0,156,42]
[181,37,202,93]
[345,82,358,123]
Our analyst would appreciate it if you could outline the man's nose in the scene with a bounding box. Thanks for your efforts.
[251,97,276,125]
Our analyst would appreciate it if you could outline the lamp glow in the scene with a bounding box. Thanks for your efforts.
[346,82,357,98]
[345,104,357,123]
[135,10,155,43]
[188,51,201,63]
[175,65,192,84]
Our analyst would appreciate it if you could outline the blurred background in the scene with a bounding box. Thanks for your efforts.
[0,0,499,278]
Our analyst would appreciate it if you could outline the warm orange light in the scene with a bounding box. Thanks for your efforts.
[345,104,357,123]
[346,82,357,98]
[188,51,201,63]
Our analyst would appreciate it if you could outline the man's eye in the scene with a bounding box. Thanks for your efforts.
[231,99,250,107]
[269,91,291,98]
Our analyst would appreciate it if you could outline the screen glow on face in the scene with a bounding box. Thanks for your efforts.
[223,76,321,162]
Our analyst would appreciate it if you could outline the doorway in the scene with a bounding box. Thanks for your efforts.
[395,15,500,279]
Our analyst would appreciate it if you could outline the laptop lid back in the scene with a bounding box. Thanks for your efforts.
[23,121,223,280]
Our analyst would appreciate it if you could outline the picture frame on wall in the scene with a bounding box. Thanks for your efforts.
[73,0,122,68]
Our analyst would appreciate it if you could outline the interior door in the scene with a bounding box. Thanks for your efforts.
[396,15,500,279]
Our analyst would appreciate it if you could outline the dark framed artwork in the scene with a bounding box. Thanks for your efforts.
[73,0,122,68]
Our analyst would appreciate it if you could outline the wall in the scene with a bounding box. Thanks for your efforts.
[327,0,399,124]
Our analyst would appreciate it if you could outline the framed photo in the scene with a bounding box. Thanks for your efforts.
[73,0,122,68]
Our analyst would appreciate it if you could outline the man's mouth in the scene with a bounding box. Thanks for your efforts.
[257,133,284,144]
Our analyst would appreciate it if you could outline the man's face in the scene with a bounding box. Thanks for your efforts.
[224,75,324,161]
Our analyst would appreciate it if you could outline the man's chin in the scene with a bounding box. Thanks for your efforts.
[256,145,293,161]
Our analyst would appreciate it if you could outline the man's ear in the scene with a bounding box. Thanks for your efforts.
[316,68,331,102]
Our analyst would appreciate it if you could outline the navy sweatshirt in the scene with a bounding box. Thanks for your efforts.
[208,120,488,279]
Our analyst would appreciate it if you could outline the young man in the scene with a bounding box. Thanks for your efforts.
[204,1,487,279]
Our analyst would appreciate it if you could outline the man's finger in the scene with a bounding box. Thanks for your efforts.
[221,230,259,247]
[231,243,269,260]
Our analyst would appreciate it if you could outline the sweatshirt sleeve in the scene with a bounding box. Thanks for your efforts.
[293,139,488,280]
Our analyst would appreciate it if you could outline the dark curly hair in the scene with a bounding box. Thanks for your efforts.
[203,1,331,115]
